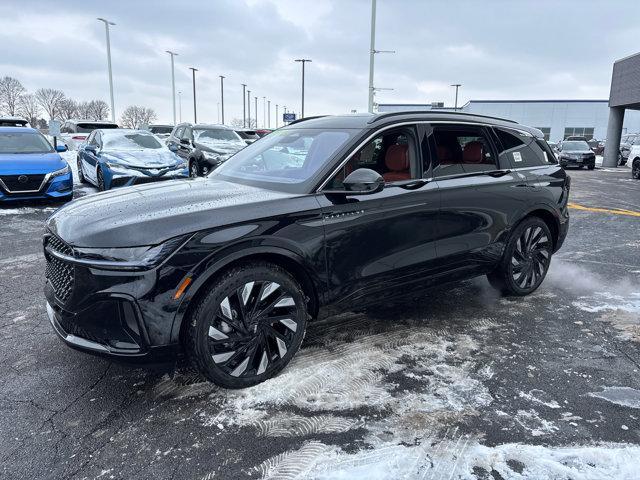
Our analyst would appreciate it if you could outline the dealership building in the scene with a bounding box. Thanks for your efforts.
[377,99,640,143]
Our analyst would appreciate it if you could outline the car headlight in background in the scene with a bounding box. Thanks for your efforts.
[105,161,134,172]
[202,151,221,163]
[50,164,70,178]
[71,235,190,270]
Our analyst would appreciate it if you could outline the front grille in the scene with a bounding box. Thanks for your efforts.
[44,235,74,303]
[0,174,46,192]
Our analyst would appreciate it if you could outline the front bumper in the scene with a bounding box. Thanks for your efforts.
[105,166,189,189]
[0,171,73,202]
[559,156,595,168]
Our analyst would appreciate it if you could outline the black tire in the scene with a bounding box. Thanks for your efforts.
[189,160,199,178]
[487,217,553,296]
[185,262,308,388]
[633,159,640,179]
[97,168,106,191]
[588,164,595,170]
[77,157,87,183]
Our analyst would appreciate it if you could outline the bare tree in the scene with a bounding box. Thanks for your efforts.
[230,117,257,129]
[35,88,66,120]
[76,101,92,120]
[58,98,78,121]
[88,100,110,121]
[120,105,157,129]
[17,94,41,126]
[0,76,26,115]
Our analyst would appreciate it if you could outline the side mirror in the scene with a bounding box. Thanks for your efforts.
[326,168,384,195]
[180,138,190,145]
[168,143,179,152]
[85,145,97,154]
[55,144,68,153]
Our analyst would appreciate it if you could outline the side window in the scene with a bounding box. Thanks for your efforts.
[183,127,193,141]
[325,127,418,189]
[495,128,550,168]
[174,126,185,139]
[432,126,497,177]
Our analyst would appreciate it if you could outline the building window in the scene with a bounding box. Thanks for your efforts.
[536,127,551,140]
[564,127,595,140]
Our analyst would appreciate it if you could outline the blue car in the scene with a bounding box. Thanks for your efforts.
[77,129,189,190]
[0,127,72,202]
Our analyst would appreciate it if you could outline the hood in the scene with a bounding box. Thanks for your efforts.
[103,149,181,168]
[47,178,297,247]
[195,139,246,156]
[0,152,66,175]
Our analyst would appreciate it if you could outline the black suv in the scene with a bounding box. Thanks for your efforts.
[44,112,569,388]
[166,123,246,177]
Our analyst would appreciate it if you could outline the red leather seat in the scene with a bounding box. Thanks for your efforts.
[383,144,410,182]
[437,145,455,164]
[462,141,484,164]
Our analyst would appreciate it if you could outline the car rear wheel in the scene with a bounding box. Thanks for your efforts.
[633,159,640,179]
[487,217,553,296]
[185,262,308,388]
[77,157,86,183]
[97,168,106,191]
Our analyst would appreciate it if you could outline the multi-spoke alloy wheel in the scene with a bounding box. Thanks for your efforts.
[488,217,553,296]
[185,262,308,388]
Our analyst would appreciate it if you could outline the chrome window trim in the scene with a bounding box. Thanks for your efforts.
[0,172,52,194]
[316,120,539,192]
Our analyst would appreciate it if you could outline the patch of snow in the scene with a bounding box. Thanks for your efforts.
[588,387,640,409]
[519,389,562,409]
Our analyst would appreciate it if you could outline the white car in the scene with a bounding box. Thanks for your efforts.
[60,120,118,150]
[0,116,30,127]
[629,140,640,179]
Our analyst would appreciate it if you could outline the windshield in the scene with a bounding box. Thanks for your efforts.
[77,123,118,133]
[150,126,173,134]
[102,132,163,150]
[194,128,242,143]
[562,141,590,150]
[212,127,355,192]
[0,132,53,154]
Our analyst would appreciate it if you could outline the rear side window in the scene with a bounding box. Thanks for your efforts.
[494,128,553,167]
[432,125,497,177]
[174,126,185,138]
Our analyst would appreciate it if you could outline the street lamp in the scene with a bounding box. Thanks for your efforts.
[189,67,198,123]
[97,18,116,122]
[367,0,395,113]
[219,75,225,125]
[268,100,271,128]
[247,90,251,128]
[294,58,312,118]
[178,90,182,122]
[254,96,258,128]
[275,104,279,128]
[166,50,178,125]
[241,84,247,127]
[451,84,462,110]
[262,96,266,128]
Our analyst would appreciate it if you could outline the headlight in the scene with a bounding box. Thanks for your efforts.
[50,164,70,178]
[176,160,188,169]
[72,235,190,270]
[105,161,133,172]
[202,151,221,163]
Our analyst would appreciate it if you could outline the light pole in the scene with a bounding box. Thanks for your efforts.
[219,75,225,125]
[166,51,178,125]
[451,84,462,110]
[268,100,271,128]
[247,90,251,128]
[254,96,258,128]
[262,96,266,128]
[294,59,312,118]
[178,91,182,122]
[367,0,376,113]
[241,84,247,127]
[275,104,279,128]
[97,18,116,122]
[189,67,198,123]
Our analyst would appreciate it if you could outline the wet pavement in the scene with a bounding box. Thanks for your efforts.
[1,158,639,479]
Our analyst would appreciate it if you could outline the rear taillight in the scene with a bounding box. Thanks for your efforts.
[72,135,86,140]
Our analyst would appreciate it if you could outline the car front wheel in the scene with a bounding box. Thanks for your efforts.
[189,160,199,178]
[185,262,308,388]
[487,217,553,296]
[77,157,86,183]
[633,159,640,179]
[97,168,107,191]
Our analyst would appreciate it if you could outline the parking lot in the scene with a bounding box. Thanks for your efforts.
[1,158,640,479]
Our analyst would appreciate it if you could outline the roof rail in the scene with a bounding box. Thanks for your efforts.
[368,110,519,125]
[286,115,327,126]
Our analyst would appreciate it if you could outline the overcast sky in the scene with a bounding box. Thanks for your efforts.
[0,0,638,125]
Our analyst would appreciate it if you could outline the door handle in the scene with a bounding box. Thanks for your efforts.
[483,169,511,178]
